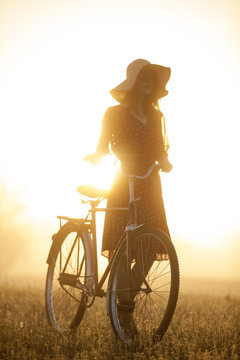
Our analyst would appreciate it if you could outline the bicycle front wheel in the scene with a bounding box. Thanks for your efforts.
[107,225,179,344]
[45,222,93,333]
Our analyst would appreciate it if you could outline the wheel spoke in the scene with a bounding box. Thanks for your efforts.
[148,260,163,283]
[149,270,171,285]
[153,281,171,291]
[151,291,168,302]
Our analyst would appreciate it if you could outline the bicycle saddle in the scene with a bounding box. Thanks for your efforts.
[76,185,109,198]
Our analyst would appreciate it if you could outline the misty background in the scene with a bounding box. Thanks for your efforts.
[1,0,240,284]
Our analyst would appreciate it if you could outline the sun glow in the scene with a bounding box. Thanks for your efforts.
[1,0,240,280]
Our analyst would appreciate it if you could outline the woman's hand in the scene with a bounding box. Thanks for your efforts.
[160,157,173,173]
[83,152,103,165]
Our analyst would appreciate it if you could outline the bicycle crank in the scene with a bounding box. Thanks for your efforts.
[58,273,96,307]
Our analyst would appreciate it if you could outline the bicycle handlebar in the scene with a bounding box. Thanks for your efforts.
[122,163,161,180]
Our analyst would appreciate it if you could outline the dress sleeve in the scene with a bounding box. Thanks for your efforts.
[96,107,114,154]
[156,112,169,161]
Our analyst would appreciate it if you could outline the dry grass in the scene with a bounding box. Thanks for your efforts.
[0,281,240,360]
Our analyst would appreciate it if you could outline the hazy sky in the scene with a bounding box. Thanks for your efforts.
[0,0,240,279]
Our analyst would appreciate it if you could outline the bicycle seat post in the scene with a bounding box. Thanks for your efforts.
[88,200,99,284]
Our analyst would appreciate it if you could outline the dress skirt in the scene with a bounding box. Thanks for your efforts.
[101,166,170,259]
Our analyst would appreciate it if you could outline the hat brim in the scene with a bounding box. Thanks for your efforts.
[110,63,171,103]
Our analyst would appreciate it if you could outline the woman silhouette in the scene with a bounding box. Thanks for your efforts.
[84,58,173,333]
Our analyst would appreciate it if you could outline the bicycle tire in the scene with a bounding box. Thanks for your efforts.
[45,222,94,333]
[107,224,179,344]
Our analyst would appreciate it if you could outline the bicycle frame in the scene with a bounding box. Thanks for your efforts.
[54,163,160,300]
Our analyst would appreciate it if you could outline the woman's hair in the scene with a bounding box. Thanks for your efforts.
[121,74,169,153]
[122,70,161,117]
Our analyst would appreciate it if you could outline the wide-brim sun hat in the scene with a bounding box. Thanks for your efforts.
[110,58,171,103]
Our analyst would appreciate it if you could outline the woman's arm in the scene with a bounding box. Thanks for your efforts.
[156,112,173,173]
[83,107,114,164]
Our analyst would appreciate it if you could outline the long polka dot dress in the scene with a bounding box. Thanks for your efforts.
[97,105,171,258]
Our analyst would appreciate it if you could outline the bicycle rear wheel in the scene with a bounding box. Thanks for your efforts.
[45,222,94,333]
[107,224,179,344]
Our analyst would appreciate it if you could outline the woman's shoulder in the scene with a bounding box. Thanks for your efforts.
[105,104,122,114]
[103,105,124,121]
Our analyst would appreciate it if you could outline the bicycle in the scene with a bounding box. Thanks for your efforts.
[45,163,180,345]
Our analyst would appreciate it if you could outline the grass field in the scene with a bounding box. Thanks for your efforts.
[0,278,240,360]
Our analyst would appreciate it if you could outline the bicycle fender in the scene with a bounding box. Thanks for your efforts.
[46,232,65,265]
[46,222,83,264]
